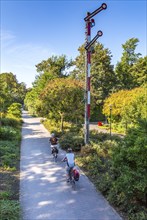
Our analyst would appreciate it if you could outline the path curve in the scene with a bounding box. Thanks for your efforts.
[20,111,122,220]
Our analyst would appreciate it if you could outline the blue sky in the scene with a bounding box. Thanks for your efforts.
[1,0,147,88]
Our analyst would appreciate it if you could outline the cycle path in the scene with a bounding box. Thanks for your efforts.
[20,111,123,220]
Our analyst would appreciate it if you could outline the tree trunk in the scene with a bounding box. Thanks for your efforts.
[60,113,64,132]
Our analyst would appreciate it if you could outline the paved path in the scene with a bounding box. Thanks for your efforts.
[20,111,123,220]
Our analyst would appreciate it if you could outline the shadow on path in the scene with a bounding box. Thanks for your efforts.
[20,111,123,220]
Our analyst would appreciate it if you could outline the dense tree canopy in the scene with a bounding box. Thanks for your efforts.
[0,72,27,112]
[70,42,116,120]
[102,85,147,126]
[34,55,73,90]
[39,78,84,129]
[115,38,143,90]
[24,55,75,117]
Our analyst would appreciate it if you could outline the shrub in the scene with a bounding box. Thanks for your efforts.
[0,126,21,141]
[59,132,84,151]
[42,119,62,136]
[0,117,22,127]
[6,103,22,119]
[90,130,122,143]
[0,200,20,220]
[109,120,147,218]
[0,141,20,168]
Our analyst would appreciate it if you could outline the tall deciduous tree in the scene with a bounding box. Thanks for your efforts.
[71,43,116,120]
[115,38,142,90]
[103,86,147,125]
[40,78,84,131]
[24,55,74,115]
[0,72,27,110]
[129,56,147,87]
[34,55,73,90]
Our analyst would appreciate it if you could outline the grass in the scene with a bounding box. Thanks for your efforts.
[0,118,21,220]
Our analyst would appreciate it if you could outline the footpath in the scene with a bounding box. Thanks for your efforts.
[20,111,123,220]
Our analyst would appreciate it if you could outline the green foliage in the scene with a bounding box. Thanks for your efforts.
[76,124,147,219]
[0,141,20,168]
[103,86,147,129]
[71,43,116,120]
[115,38,142,90]
[0,200,20,220]
[24,88,39,116]
[35,55,72,79]
[0,117,22,127]
[0,117,21,169]
[0,191,12,200]
[24,55,76,118]
[42,118,62,136]
[0,126,21,141]
[77,138,117,195]
[129,56,147,87]
[39,78,84,129]
[59,132,84,151]
[6,103,22,119]
[0,114,21,219]
[109,121,147,218]
[0,72,27,112]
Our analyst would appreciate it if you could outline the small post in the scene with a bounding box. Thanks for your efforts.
[109,105,112,137]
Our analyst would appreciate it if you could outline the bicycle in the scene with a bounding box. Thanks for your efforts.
[68,167,76,188]
[52,146,58,162]
[68,167,80,189]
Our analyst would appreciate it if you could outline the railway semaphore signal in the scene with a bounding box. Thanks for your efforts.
[84,3,107,144]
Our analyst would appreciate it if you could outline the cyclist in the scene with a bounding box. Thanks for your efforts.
[49,133,58,154]
[62,148,75,182]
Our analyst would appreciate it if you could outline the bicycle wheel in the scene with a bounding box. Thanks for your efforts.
[71,177,76,189]
[53,152,57,162]
[69,169,76,189]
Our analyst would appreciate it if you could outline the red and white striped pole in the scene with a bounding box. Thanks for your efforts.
[84,14,91,144]
[87,23,91,120]
[84,3,107,144]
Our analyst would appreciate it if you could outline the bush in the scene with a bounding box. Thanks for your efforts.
[109,120,147,219]
[42,119,62,136]
[59,132,84,151]
[0,126,21,141]
[0,117,22,127]
[42,118,83,137]
[90,130,122,143]
[0,141,20,168]
[0,200,20,220]
[76,121,147,219]
[6,103,22,119]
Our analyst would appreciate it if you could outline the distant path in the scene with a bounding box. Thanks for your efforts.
[20,111,123,220]
[90,123,125,138]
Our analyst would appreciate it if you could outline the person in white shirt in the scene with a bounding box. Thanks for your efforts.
[62,148,75,181]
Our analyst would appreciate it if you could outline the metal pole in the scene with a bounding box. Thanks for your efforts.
[110,105,112,136]
[84,3,107,145]
[84,14,91,145]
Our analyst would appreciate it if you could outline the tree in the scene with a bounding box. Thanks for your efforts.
[102,86,147,127]
[39,78,84,131]
[72,43,116,120]
[24,88,39,115]
[7,103,22,119]
[34,55,73,89]
[24,55,74,116]
[129,56,147,87]
[115,38,142,90]
[0,72,27,110]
